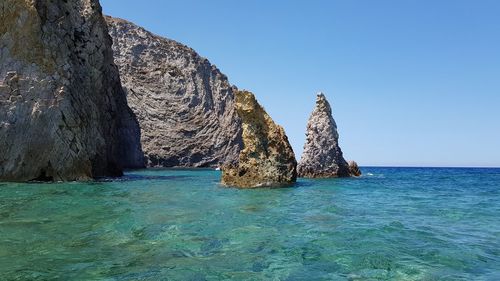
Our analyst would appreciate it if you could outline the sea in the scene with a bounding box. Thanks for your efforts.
[0,167,499,280]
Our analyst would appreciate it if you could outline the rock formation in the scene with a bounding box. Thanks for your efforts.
[298,93,360,177]
[0,0,144,181]
[105,16,242,167]
[348,160,362,177]
[221,90,297,188]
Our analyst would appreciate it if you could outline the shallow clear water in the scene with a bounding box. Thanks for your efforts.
[0,167,499,280]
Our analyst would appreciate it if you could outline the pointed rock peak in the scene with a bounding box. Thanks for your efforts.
[298,92,360,178]
[316,92,326,101]
[315,92,332,115]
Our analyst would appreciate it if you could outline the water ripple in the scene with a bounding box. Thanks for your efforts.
[0,167,499,280]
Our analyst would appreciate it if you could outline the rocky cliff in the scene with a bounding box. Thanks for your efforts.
[298,93,360,177]
[105,16,242,167]
[0,0,144,181]
[221,90,297,188]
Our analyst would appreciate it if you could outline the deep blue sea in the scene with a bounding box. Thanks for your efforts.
[0,167,499,280]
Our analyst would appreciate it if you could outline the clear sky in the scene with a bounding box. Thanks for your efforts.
[101,0,500,167]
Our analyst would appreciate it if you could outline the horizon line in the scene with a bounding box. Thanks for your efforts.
[360,165,500,169]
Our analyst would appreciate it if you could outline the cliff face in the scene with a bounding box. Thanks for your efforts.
[105,16,242,167]
[298,93,359,178]
[0,0,144,181]
[221,90,297,188]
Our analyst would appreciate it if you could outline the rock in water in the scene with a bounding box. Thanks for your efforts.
[105,16,242,167]
[0,0,144,181]
[221,90,297,188]
[298,93,360,177]
[348,161,362,177]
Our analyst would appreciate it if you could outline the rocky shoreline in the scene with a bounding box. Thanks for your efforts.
[0,0,360,186]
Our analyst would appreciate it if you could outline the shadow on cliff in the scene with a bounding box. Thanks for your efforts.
[96,174,192,182]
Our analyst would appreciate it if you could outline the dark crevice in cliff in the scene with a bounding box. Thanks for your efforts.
[30,163,54,182]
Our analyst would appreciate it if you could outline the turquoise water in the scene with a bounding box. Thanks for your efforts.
[0,168,499,280]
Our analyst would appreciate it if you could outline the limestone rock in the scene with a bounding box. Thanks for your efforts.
[221,90,297,188]
[298,93,360,177]
[105,16,242,167]
[0,0,144,181]
[348,161,362,177]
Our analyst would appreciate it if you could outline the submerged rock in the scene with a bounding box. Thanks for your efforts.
[105,16,242,168]
[0,0,144,181]
[298,93,360,177]
[221,90,297,188]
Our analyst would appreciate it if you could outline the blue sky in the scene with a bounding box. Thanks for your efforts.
[101,0,500,167]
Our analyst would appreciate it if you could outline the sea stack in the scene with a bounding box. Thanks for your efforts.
[0,0,143,181]
[221,90,297,188]
[298,93,360,177]
[105,16,243,168]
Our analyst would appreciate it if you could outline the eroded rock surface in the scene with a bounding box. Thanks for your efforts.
[106,16,242,167]
[221,90,297,188]
[0,0,144,181]
[348,161,362,177]
[298,93,359,177]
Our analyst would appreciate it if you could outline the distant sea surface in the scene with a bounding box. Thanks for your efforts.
[0,167,499,280]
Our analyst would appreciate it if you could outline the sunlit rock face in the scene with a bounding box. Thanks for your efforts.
[0,0,144,181]
[298,93,360,178]
[221,90,297,188]
[106,16,243,168]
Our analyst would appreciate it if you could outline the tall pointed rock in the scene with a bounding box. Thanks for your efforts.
[221,90,297,188]
[298,93,360,177]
